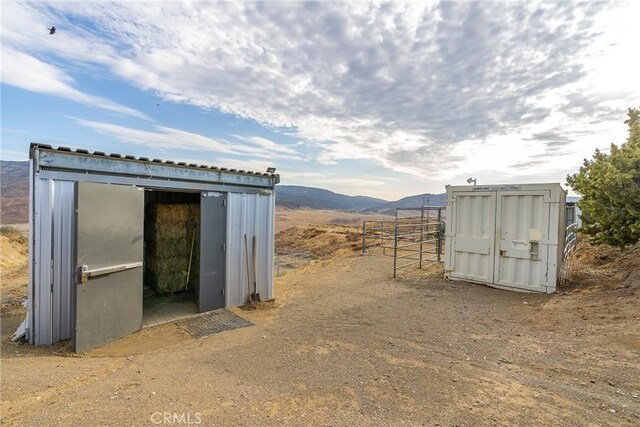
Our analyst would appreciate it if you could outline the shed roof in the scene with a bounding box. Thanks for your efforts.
[30,143,280,188]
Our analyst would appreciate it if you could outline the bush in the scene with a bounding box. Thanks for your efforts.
[566,108,640,248]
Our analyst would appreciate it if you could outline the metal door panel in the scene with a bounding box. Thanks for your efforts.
[200,192,227,312]
[74,182,144,352]
[494,192,550,291]
[454,236,491,255]
[449,192,496,283]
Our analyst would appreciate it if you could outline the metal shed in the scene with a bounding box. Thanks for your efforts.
[444,183,566,293]
[22,144,279,352]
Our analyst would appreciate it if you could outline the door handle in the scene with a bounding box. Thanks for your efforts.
[529,242,539,259]
[77,262,143,284]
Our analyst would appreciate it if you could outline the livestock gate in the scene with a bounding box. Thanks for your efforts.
[362,206,446,277]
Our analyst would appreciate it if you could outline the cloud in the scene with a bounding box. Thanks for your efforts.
[0,149,29,161]
[231,135,300,158]
[73,118,302,161]
[0,47,148,120]
[3,1,639,183]
[323,178,385,188]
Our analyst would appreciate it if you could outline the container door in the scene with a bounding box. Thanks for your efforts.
[73,182,144,352]
[494,191,550,292]
[449,192,496,283]
[199,192,227,312]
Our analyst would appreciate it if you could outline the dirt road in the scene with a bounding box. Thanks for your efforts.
[2,250,638,426]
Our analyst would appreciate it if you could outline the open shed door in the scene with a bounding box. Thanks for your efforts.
[73,182,144,352]
[199,191,227,312]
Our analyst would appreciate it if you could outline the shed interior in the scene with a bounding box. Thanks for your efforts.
[143,190,201,327]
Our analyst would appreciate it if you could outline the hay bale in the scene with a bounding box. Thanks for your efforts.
[145,203,200,295]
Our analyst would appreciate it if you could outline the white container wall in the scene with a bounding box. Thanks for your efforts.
[444,183,566,293]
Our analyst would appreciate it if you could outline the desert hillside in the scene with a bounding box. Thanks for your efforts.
[0,161,29,224]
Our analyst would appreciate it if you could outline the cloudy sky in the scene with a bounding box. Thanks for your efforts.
[1,1,638,199]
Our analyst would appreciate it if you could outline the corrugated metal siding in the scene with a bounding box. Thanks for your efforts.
[32,178,52,345]
[445,192,496,283]
[226,192,274,306]
[27,163,34,343]
[51,180,74,342]
[29,167,275,345]
[495,193,548,290]
[31,178,75,345]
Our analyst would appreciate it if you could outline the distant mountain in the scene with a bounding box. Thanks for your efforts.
[276,185,387,211]
[0,160,575,224]
[1,161,30,224]
[363,193,446,214]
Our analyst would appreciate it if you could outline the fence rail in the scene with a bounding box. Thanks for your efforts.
[564,222,579,260]
[274,252,311,276]
[362,206,446,277]
[558,222,580,288]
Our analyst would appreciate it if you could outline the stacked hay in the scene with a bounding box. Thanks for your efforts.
[145,203,200,295]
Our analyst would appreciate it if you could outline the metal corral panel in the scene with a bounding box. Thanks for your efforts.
[444,183,566,293]
[226,192,275,306]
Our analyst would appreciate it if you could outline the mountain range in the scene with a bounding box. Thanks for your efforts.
[0,161,30,224]
[1,160,576,223]
[275,185,445,212]
[0,161,446,223]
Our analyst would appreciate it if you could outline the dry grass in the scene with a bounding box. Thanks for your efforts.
[275,207,389,233]
[562,236,640,293]
[275,224,362,259]
[0,226,28,272]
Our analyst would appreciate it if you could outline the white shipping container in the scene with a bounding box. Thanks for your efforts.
[444,183,566,293]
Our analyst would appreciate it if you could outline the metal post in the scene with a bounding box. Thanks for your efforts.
[362,221,366,254]
[393,223,398,278]
[437,208,442,262]
[419,206,424,269]
[393,210,398,278]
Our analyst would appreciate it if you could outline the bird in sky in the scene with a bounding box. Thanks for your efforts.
[47,26,56,35]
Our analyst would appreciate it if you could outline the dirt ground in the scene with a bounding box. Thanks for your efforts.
[1,220,639,426]
[275,224,363,259]
[275,207,389,233]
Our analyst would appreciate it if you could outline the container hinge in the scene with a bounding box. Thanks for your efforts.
[223,199,227,207]
[222,243,226,252]
[221,288,225,296]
